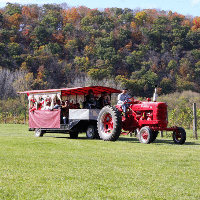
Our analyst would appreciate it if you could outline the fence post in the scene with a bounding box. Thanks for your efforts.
[193,103,198,140]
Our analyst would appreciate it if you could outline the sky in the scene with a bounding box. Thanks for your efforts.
[0,0,200,17]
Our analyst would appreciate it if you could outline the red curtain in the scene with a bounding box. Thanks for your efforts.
[29,110,60,128]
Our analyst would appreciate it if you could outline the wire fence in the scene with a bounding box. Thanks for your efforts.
[0,112,28,124]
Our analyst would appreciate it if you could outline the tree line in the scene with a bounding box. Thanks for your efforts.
[0,3,200,99]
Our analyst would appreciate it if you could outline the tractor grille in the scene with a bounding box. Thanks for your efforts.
[156,103,168,121]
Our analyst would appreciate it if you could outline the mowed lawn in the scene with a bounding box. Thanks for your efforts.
[0,124,200,200]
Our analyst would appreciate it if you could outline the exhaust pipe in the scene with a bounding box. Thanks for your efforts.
[153,85,158,102]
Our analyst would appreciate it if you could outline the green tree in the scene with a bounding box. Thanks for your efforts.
[126,46,148,72]
[47,42,62,55]
[74,56,90,71]
[194,61,200,77]
[118,28,132,46]
[63,23,74,35]
[0,29,11,43]
[0,43,6,55]
[186,30,200,49]
[8,42,20,55]
[160,78,174,94]
[176,76,195,92]
[142,16,170,51]
[64,39,78,58]
[96,34,118,64]
[130,66,158,96]
[41,10,61,30]
[191,49,200,59]
[167,60,177,71]
[170,16,190,48]
[5,3,22,16]
[121,8,133,23]
[88,68,108,80]
[31,26,52,48]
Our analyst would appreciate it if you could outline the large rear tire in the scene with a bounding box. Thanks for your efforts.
[86,124,98,139]
[97,106,121,141]
[138,127,153,144]
[173,127,186,144]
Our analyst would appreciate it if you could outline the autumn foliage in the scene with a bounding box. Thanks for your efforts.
[0,3,200,99]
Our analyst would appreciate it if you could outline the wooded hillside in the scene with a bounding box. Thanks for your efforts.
[1,3,200,99]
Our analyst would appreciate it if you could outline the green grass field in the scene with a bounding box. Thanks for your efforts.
[0,124,200,199]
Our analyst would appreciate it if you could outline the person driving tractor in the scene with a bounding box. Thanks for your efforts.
[117,88,131,117]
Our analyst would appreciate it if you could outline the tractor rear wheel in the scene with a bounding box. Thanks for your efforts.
[97,106,121,141]
[173,127,186,144]
[138,127,153,144]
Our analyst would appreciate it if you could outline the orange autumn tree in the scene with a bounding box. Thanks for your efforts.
[62,7,81,26]
[32,65,48,89]
[22,6,39,20]
[192,17,200,30]
[134,11,147,26]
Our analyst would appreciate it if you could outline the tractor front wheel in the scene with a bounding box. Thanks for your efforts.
[173,127,186,144]
[138,127,153,144]
[97,106,121,141]
[151,131,159,143]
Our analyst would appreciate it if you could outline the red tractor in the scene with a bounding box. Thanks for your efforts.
[19,86,186,144]
[97,87,186,144]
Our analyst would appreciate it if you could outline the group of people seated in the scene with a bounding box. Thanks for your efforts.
[51,99,76,124]
[29,88,132,125]
[51,90,111,124]
[84,89,110,109]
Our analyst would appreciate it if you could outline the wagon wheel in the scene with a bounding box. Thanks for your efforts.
[173,127,186,144]
[35,128,44,137]
[86,124,98,139]
[70,130,79,139]
[97,106,121,141]
[138,127,154,144]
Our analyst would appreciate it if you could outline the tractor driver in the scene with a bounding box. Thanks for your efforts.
[117,88,131,117]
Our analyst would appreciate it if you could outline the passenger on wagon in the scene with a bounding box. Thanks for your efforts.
[29,101,37,112]
[85,89,96,109]
[62,100,70,124]
[99,92,110,108]
[53,100,61,109]
[45,99,51,110]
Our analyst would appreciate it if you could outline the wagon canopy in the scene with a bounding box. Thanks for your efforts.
[18,86,121,96]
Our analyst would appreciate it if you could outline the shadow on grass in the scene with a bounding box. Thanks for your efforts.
[152,138,200,145]
[118,137,139,143]
[44,134,200,145]
[44,135,89,140]
[120,137,200,145]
